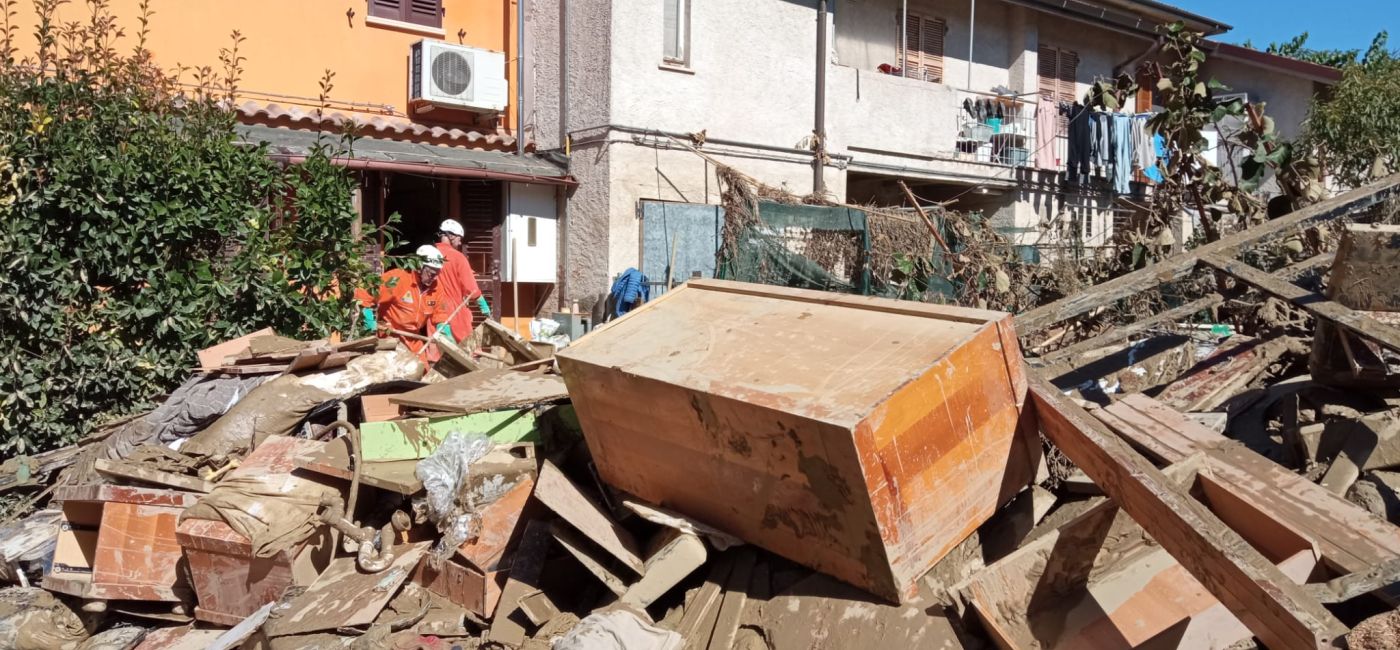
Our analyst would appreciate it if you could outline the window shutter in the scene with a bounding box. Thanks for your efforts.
[405,0,442,27]
[369,0,404,21]
[901,13,922,77]
[900,14,943,83]
[1037,46,1058,100]
[1057,50,1079,104]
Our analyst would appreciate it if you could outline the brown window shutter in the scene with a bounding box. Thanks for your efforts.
[405,0,443,27]
[901,13,922,77]
[1037,45,1058,100]
[369,0,404,21]
[924,18,945,83]
[1057,50,1079,104]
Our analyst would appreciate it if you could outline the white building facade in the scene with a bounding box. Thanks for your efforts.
[526,0,1340,313]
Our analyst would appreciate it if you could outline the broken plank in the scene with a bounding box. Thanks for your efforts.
[1030,373,1346,649]
[1200,253,1400,353]
[94,459,213,493]
[265,542,428,636]
[206,601,273,650]
[1016,174,1400,333]
[706,547,755,650]
[486,520,553,647]
[534,460,644,573]
[389,368,568,414]
[1041,293,1226,364]
[677,553,735,650]
[484,319,545,362]
[197,328,275,370]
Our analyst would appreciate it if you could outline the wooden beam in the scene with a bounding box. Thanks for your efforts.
[1039,293,1225,364]
[1016,174,1400,334]
[897,180,951,254]
[1029,373,1346,649]
[1199,254,1400,353]
[93,459,213,493]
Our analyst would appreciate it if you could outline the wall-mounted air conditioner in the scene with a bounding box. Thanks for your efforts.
[409,40,508,113]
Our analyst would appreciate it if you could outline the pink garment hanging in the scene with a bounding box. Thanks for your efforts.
[1034,96,1058,170]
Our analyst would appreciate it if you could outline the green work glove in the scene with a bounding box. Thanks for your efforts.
[436,323,453,340]
[361,307,377,332]
[477,296,491,318]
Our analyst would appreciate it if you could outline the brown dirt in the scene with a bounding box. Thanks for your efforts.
[1346,609,1400,650]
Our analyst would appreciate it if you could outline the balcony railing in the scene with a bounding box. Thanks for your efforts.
[952,89,1041,168]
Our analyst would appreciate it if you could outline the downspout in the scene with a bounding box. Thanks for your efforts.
[900,0,907,78]
[517,0,527,156]
[814,0,828,195]
[560,0,569,150]
[967,0,975,89]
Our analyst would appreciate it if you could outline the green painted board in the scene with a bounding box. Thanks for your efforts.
[360,410,540,461]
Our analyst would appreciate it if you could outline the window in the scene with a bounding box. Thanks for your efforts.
[663,0,690,65]
[1038,45,1079,133]
[899,14,945,83]
[368,0,442,29]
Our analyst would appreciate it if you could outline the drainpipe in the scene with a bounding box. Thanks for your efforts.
[900,0,907,78]
[967,0,976,89]
[814,0,828,195]
[560,0,569,150]
[517,0,527,156]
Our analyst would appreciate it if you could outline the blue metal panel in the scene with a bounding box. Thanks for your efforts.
[640,201,724,286]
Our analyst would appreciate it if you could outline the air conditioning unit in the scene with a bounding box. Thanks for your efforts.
[409,40,509,113]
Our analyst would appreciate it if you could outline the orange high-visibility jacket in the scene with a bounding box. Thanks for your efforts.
[434,242,483,342]
[355,268,449,353]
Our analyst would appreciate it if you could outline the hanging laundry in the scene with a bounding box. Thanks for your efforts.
[1144,133,1167,182]
[1090,112,1113,173]
[1035,96,1058,170]
[1065,103,1092,183]
[1111,113,1134,195]
[1132,115,1154,175]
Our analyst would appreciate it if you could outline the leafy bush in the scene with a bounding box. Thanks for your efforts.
[0,0,385,453]
[1307,57,1400,187]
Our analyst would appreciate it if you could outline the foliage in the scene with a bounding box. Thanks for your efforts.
[1245,31,1393,72]
[0,0,388,453]
[1305,56,1400,187]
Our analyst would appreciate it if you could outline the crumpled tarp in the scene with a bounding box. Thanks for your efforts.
[552,610,683,650]
[0,587,94,650]
[182,348,424,459]
[58,372,270,485]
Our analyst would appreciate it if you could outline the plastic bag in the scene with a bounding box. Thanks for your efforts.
[415,432,494,565]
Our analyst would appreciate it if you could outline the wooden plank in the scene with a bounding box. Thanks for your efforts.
[534,461,644,573]
[677,553,735,650]
[1040,293,1225,364]
[707,547,755,650]
[389,368,568,414]
[360,394,405,422]
[206,601,274,650]
[94,459,213,493]
[551,525,629,596]
[197,328,274,370]
[456,477,534,571]
[1030,374,1346,649]
[1016,174,1400,333]
[266,542,428,636]
[1199,253,1400,353]
[484,319,545,362]
[486,520,553,647]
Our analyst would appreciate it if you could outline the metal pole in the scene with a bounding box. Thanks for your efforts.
[967,0,976,89]
[814,0,828,195]
[517,0,527,156]
[900,0,908,78]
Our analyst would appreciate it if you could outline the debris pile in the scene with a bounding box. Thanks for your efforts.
[1,176,1399,649]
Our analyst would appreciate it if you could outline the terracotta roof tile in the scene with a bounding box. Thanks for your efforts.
[234,101,519,152]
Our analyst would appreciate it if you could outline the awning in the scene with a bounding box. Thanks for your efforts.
[236,124,575,187]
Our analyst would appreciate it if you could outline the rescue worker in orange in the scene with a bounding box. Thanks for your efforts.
[355,245,452,357]
[434,219,490,341]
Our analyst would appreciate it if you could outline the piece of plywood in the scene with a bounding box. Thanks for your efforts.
[707,548,755,650]
[557,279,1036,602]
[197,328,274,370]
[266,542,428,636]
[1031,375,1345,649]
[457,477,534,571]
[360,410,540,461]
[94,458,213,493]
[534,461,643,573]
[390,369,568,414]
[360,393,405,422]
[486,520,553,647]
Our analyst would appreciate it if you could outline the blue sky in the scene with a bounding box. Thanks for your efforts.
[1168,0,1399,52]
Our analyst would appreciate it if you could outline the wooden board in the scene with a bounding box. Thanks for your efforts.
[1096,394,1400,588]
[197,328,274,370]
[1030,375,1346,649]
[1016,174,1400,334]
[1040,293,1226,364]
[266,542,428,636]
[390,368,568,414]
[766,572,966,650]
[557,279,1036,602]
[486,520,553,647]
[551,525,628,596]
[457,477,534,571]
[360,393,405,422]
[94,459,213,493]
[92,502,187,601]
[533,461,644,573]
[484,319,546,362]
[707,547,755,650]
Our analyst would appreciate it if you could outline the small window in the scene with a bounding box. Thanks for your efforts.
[369,0,442,29]
[899,14,945,83]
[663,0,690,65]
[527,217,538,247]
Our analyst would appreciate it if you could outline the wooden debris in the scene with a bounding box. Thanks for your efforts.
[534,460,644,573]
[206,601,274,650]
[1030,374,1347,649]
[266,542,428,636]
[675,553,734,650]
[551,524,629,596]
[93,458,213,493]
[765,572,965,650]
[518,589,560,627]
[389,368,568,414]
[621,528,708,609]
[197,327,274,370]
[706,547,755,650]
[457,476,535,571]
[487,520,553,647]
[360,393,405,422]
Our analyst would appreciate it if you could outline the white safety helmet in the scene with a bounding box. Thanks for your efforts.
[416,245,445,269]
[439,219,465,237]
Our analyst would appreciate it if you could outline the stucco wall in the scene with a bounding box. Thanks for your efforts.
[11,0,523,133]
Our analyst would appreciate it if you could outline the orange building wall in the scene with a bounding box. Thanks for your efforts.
[9,0,521,134]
